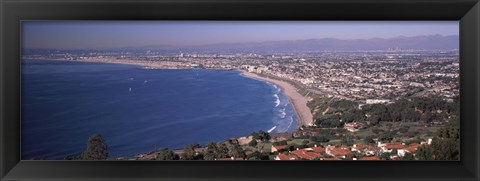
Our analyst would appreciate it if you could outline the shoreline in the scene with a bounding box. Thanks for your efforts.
[241,71,314,128]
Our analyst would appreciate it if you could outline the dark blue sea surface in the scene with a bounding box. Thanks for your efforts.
[21,59,298,159]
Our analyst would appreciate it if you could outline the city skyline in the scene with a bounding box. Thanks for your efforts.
[22,21,458,49]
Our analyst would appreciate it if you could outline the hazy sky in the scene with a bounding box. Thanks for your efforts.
[22,21,459,49]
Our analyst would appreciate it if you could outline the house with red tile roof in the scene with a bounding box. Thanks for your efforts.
[290,148,321,160]
[271,145,287,153]
[379,142,405,153]
[351,144,378,156]
[351,144,366,152]
[325,145,352,159]
[358,156,379,160]
[311,145,326,153]
[320,157,341,160]
[397,143,421,157]
[274,153,298,160]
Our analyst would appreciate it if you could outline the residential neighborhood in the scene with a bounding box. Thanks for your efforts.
[273,140,427,161]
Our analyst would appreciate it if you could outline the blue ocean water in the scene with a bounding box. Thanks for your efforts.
[21,59,298,159]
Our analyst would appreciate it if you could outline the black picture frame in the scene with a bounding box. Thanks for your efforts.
[1,0,479,180]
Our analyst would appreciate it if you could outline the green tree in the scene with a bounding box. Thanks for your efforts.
[378,130,394,142]
[342,109,365,122]
[421,111,433,124]
[181,144,202,160]
[156,149,179,160]
[311,136,330,143]
[272,140,288,146]
[248,139,258,147]
[379,152,391,160]
[246,151,270,160]
[415,145,433,160]
[204,142,229,160]
[203,142,218,160]
[252,130,271,142]
[431,118,460,160]
[286,143,298,151]
[400,152,415,160]
[81,134,108,160]
[365,135,376,144]
[367,115,381,126]
[217,143,229,157]
[228,144,245,158]
[391,149,398,156]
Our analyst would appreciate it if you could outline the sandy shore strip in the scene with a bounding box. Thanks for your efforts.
[241,71,314,128]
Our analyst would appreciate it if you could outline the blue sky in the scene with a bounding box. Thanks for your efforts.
[22,21,459,49]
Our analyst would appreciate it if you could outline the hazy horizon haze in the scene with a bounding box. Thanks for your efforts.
[22,21,459,49]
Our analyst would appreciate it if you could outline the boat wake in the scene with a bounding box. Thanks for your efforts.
[267,126,277,133]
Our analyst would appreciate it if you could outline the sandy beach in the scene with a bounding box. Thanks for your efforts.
[241,71,314,127]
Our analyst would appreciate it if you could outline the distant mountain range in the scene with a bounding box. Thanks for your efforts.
[139,34,456,53]
[25,34,459,53]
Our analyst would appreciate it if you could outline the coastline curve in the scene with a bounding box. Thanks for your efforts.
[240,71,314,128]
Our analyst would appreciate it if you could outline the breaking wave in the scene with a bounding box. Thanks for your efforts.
[274,94,280,107]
